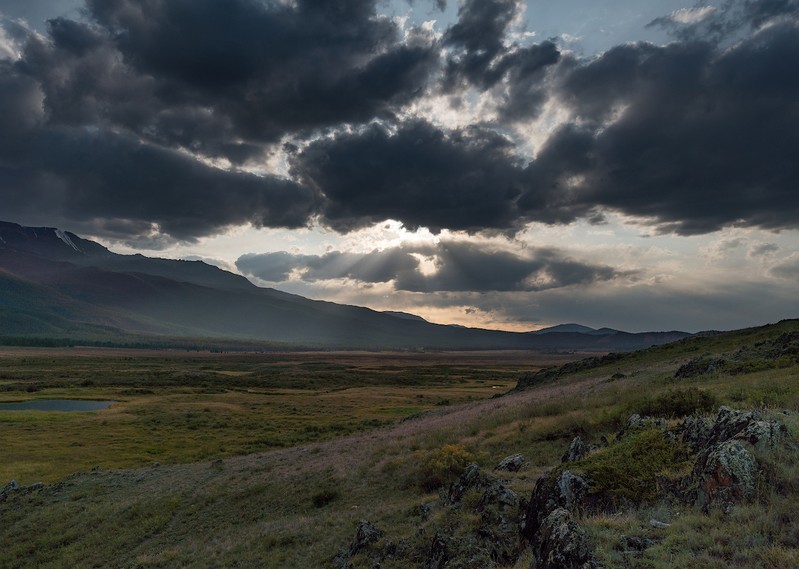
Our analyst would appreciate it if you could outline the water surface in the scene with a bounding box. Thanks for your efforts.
[0,399,116,412]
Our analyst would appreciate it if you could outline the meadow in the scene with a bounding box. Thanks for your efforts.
[1,320,798,568]
[0,348,576,483]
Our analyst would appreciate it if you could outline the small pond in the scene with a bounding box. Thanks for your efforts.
[0,400,117,412]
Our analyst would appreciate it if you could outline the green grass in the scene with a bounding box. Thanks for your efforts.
[0,320,798,567]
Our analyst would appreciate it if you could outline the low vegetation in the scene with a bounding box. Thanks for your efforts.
[0,319,798,568]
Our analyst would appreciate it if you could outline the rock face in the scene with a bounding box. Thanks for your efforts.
[534,508,598,569]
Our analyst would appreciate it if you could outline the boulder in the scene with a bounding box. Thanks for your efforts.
[695,440,758,511]
[562,437,588,463]
[534,508,598,569]
[496,453,526,472]
[521,470,591,544]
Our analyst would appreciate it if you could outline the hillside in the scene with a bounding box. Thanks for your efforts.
[0,319,797,567]
[0,221,689,350]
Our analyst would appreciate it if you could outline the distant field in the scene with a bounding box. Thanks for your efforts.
[0,348,580,483]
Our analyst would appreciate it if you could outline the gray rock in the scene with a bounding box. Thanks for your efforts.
[521,470,591,545]
[562,437,588,463]
[2,480,20,494]
[448,463,490,504]
[695,440,758,511]
[649,519,670,529]
[672,415,712,452]
[495,453,526,472]
[350,520,385,555]
[741,419,788,452]
[534,508,598,569]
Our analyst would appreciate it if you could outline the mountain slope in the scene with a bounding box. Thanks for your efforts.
[0,220,691,350]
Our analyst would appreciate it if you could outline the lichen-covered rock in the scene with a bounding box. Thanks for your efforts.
[521,470,591,544]
[562,437,588,463]
[496,453,526,472]
[534,508,598,569]
[671,415,712,452]
[695,440,758,511]
[704,406,787,451]
[350,520,385,554]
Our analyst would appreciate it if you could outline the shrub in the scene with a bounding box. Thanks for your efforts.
[311,488,340,508]
[418,444,476,491]
[636,387,718,418]
[573,428,693,506]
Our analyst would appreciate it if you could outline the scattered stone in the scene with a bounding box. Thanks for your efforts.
[649,519,670,529]
[562,437,588,463]
[2,480,20,494]
[495,453,526,472]
[534,508,598,569]
[350,520,385,555]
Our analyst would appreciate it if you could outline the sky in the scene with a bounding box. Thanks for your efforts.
[1,0,798,333]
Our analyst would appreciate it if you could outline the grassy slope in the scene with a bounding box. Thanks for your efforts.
[0,320,798,568]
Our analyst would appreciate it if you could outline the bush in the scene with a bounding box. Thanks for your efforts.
[418,444,476,491]
[311,488,340,508]
[637,387,718,418]
[573,428,693,505]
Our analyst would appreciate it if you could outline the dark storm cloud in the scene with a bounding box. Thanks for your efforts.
[79,0,437,142]
[236,241,629,292]
[0,121,318,241]
[520,17,799,234]
[291,120,529,233]
[441,0,560,120]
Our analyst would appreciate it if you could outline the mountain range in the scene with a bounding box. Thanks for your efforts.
[0,221,691,350]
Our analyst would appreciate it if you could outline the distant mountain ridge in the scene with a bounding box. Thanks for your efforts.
[0,221,691,350]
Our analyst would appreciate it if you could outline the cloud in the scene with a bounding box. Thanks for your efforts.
[770,254,799,279]
[291,120,529,233]
[236,240,631,292]
[523,20,799,234]
[18,0,438,161]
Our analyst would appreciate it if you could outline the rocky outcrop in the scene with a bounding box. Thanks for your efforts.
[331,520,386,568]
[674,357,726,379]
[694,440,758,512]
[521,470,591,545]
[534,508,598,569]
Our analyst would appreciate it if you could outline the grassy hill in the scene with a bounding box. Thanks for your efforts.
[0,320,797,567]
